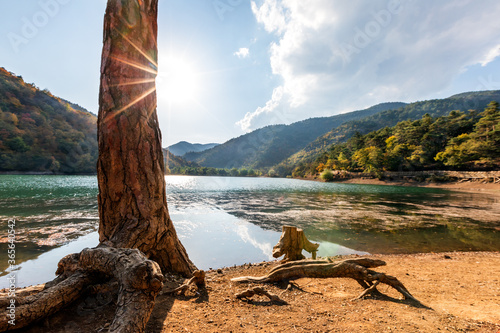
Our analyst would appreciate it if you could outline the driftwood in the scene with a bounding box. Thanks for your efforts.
[232,258,417,302]
[235,287,287,305]
[273,226,319,261]
[0,247,164,332]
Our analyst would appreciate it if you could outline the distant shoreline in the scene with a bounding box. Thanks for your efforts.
[300,174,500,195]
[0,171,96,176]
[2,171,500,194]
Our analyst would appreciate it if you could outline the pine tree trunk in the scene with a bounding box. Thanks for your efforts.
[97,0,195,276]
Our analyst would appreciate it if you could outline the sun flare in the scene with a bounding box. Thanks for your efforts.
[157,56,199,104]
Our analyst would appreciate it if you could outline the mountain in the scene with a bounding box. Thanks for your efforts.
[0,67,98,173]
[167,141,219,157]
[0,68,201,174]
[162,148,199,172]
[298,100,500,177]
[183,102,407,169]
[276,90,500,175]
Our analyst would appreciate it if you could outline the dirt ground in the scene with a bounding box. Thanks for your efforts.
[18,251,500,333]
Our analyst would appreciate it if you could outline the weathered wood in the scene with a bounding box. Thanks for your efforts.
[235,287,287,305]
[163,270,206,295]
[272,226,319,261]
[0,272,95,331]
[0,247,163,332]
[232,258,417,302]
[79,247,164,333]
[97,0,195,276]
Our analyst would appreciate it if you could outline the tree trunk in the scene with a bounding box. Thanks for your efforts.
[97,0,195,275]
[0,2,199,331]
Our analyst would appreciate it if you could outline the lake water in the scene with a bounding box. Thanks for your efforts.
[1,175,499,288]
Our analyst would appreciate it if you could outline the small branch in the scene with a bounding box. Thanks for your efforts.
[236,287,288,305]
[163,270,205,295]
[353,280,380,300]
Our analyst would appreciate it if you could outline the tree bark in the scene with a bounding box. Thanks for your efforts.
[97,0,195,275]
[0,247,163,332]
[0,2,199,331]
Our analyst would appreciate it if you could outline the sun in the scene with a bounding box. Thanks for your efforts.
[157,56,199,104]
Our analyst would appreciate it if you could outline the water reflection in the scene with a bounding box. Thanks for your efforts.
[1,175,499,288]
[165,176,500,255]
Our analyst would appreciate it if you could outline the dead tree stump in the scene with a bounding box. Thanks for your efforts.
[273,226,319,261]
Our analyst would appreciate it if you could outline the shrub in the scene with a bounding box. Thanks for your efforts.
[320,169,335,182]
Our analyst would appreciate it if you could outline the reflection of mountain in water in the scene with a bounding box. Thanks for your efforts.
[2,175,500,280]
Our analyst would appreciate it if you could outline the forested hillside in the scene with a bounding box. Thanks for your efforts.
[183,102,406,169]
[167,141,219,156]
[275,90,500,176]
[163,148,198,172]
[2,65,498,177]
[0,68,97,173]
[294,101,500,178]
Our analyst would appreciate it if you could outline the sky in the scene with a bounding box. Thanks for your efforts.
[1,0,500,147]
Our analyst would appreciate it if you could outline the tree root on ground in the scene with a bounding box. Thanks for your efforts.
[0,246,164,333]
[232,258,417,302]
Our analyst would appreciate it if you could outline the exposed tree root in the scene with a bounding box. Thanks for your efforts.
[236,287,288,305]
[0,247,164,332]
[232,258,417,302]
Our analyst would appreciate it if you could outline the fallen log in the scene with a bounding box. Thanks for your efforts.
[0,247,164,332]
[232,258,417,302]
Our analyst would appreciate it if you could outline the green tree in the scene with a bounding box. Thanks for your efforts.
[320,169,335,182]
[6,136,30,152]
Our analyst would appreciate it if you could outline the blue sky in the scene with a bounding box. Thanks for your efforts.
[1,0,500,146]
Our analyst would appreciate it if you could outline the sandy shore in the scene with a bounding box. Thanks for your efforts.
[19,251,500,333]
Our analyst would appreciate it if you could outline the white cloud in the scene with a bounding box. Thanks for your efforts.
[480,45,500,67]
[237,86,284,131]
[234,47,250,58]
[239,0,500,131]
[251,0,287,34]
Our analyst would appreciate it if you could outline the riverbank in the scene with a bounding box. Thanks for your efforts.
[17,251,500,332]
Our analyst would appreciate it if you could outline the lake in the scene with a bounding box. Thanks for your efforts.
[1,175,499,288]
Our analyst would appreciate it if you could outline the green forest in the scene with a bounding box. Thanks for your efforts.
[292,101,500,179]
[1,66,499,177]
[0,68,97,173]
